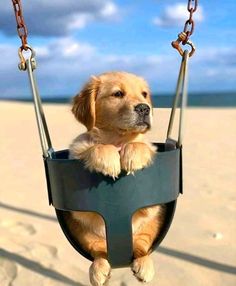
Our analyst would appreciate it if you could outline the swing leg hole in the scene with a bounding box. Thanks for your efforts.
[58,210,111,286]
[132,203,167,258]
[56,210,107,261]
[130,204,167,282]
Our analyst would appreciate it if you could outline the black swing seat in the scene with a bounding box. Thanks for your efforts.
[44,141,182,268]
[23,51,189,268]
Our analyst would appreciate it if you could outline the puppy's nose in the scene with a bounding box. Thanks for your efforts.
[134,104,150,116]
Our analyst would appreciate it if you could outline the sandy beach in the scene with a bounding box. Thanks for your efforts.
[0,101,235,286]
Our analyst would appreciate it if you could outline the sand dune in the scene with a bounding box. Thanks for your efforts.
[0,101,236,286]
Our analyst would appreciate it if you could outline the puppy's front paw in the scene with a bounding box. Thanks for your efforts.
[85,144,121,179]
[120,142,156,174]
[89,258,111,286]
[132,255,155,282]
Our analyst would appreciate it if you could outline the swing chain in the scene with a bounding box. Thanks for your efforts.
[184,0,198,43]
[12,0,36,71]
[12,0,28,50]
[172,0,198,57]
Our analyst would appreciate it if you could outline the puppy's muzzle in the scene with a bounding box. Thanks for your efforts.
[134,104,150,116]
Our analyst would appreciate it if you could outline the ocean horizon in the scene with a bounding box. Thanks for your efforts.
[1,92,236,107]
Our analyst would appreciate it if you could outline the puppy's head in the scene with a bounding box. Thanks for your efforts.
[72,72,153,134]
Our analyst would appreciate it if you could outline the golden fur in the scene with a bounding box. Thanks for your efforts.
[66,72,166,286]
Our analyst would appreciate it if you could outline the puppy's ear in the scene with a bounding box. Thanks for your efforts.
[72,76,100,130]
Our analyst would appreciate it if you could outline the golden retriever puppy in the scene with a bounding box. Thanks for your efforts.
[67,72,165,286]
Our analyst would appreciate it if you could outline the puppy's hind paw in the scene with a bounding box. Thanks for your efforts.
[132,256,155,283]
[89,258,111,286]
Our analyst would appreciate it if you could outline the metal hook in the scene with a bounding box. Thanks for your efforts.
[18,45,37,71]
[171,32,195,57]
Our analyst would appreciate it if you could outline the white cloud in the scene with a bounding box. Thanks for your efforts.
[0,0,119,37]
[34,47,50,57]
[68,14,92,30]
[193,46,236,66]
[99,2,118,18]
[0,38,176,98]
[153,3,204,27]
[40,37,96,58]
[0,39,235,99]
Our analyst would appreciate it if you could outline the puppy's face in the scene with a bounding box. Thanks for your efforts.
[72,72,153,134]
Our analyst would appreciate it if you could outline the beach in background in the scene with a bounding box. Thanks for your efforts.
[0,101,235,286]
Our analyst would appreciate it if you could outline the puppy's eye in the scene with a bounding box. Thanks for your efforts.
[142,91,148,98]
[113,91,124,98]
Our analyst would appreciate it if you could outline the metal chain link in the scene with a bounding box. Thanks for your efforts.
[11,0,36,71]
[183,0,198,44]
[172,0,198,57]
[12,0,28,50]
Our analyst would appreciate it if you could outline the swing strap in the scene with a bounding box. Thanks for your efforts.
[26,54,54,158]
[166,50,189,148]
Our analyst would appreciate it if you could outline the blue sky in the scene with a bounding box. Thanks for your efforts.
[0,0,235,98]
